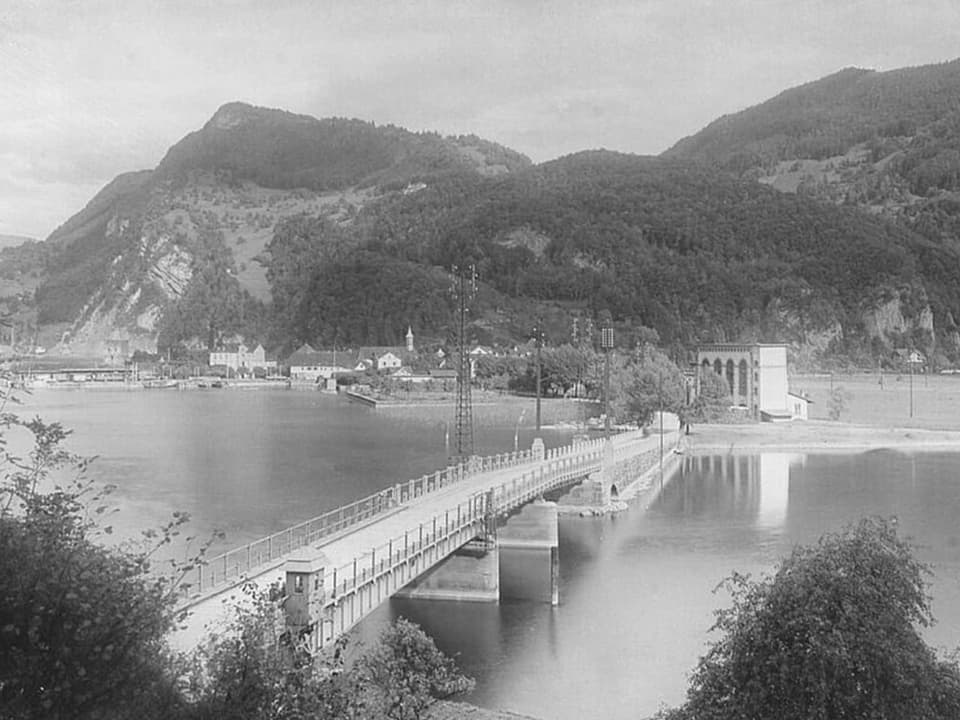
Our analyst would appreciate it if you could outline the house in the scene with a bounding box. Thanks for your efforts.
[210,343,275,372]
[287,345,353,380]
[356,347,412,371]
[389,366,432,384]
[788,391,811,421]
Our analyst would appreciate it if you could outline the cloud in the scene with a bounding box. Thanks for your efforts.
[1,0,960,236]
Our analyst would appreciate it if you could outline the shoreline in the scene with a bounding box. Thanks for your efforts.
[686,420,960,453]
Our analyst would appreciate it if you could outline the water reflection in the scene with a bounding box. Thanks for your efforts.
[381,450,960,720]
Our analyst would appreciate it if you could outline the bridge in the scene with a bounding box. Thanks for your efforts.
[172,426,681,654]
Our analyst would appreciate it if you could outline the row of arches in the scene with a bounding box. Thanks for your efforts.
[702,357,749,399]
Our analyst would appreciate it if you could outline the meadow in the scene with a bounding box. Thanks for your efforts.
[793,371,960,430]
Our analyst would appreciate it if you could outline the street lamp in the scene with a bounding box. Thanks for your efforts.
[514,408,526,453]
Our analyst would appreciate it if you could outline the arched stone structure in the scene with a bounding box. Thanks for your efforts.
[695,343,789,419]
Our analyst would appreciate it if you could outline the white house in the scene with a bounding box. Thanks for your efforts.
[787,391,811,421]
[287,345,352,380]
[210,343,274,372]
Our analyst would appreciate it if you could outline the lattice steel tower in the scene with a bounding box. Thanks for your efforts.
[451,264,477,460]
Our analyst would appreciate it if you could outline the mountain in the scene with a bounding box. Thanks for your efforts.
[665,60,960,173]
[664,58,960,364]
[0,234,35,250]
[283,150,946,366]
[3,102,530,355]
[11,66,960,368]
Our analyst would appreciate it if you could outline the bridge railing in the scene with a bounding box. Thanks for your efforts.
[320,491,489,603]
[312,441,613,644]
[186,435,600,597]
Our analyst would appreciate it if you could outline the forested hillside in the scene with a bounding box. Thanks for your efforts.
[265,151,956,365]
[9,65,960,368]
[664,58,960,363]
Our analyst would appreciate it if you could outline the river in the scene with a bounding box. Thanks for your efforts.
[15,389,960,719]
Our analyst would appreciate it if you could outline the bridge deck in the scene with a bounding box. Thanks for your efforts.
[170,429,668,652]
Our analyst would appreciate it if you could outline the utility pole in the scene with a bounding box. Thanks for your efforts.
[601,324,614,437]
[451,264,477,461]
[534,317,543,432]
[659,371,664,490]
[909,354,914,418]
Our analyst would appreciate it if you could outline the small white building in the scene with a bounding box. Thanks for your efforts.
[287,345,352,380]
[210,343,274,372]
[787,391,811,421]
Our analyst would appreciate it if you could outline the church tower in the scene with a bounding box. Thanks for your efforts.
[406,326,414,352]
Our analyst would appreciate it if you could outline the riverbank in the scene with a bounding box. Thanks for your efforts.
[687,419,960,452]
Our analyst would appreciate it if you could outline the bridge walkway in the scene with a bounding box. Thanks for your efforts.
[171,429,665,651]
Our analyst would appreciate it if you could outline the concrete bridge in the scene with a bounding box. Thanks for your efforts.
[172,427,680,654]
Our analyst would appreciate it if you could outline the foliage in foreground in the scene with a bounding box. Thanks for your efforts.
[659,517,960,720]
[0,377,473,719]
[0,412,189,719]
[184,582,473,720]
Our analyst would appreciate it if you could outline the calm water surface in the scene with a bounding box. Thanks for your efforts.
[18,391,960,719]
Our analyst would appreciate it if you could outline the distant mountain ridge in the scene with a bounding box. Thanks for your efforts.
[0,234,35,250]
[663,57,960,364]
[665,59,960,171]
[1,103,531,355]
[7,63,960,367]
[156,102,530,190]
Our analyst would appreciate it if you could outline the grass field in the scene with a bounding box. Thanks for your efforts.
[794,372,960,430]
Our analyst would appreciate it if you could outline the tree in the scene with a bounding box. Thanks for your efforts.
[660,517,960,720]
[618,348,686,426]
[356,617,475,720]
[686,369,731,423]
[183,582,364,720]
[828,385,848,420]
[0,413,190,720]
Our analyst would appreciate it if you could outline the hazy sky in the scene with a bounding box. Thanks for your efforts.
[2,0,959,239]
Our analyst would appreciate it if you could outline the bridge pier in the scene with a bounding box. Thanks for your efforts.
[394,539,499,602]
[498,499,559,605]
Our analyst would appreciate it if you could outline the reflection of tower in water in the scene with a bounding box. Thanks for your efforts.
[666,453,803,528]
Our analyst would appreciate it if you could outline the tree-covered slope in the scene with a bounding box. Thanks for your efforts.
[265,151,956,364]
[156,102,530,190]
[665,60,960,173]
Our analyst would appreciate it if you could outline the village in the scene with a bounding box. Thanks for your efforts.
[0,324,828,424]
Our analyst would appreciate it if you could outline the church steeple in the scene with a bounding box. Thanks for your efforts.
[406,326,414,352]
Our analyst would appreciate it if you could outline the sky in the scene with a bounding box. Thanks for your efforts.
[1,0,959,240]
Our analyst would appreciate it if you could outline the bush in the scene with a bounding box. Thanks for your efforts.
[0,415,189,720]
[660,517,960,720]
